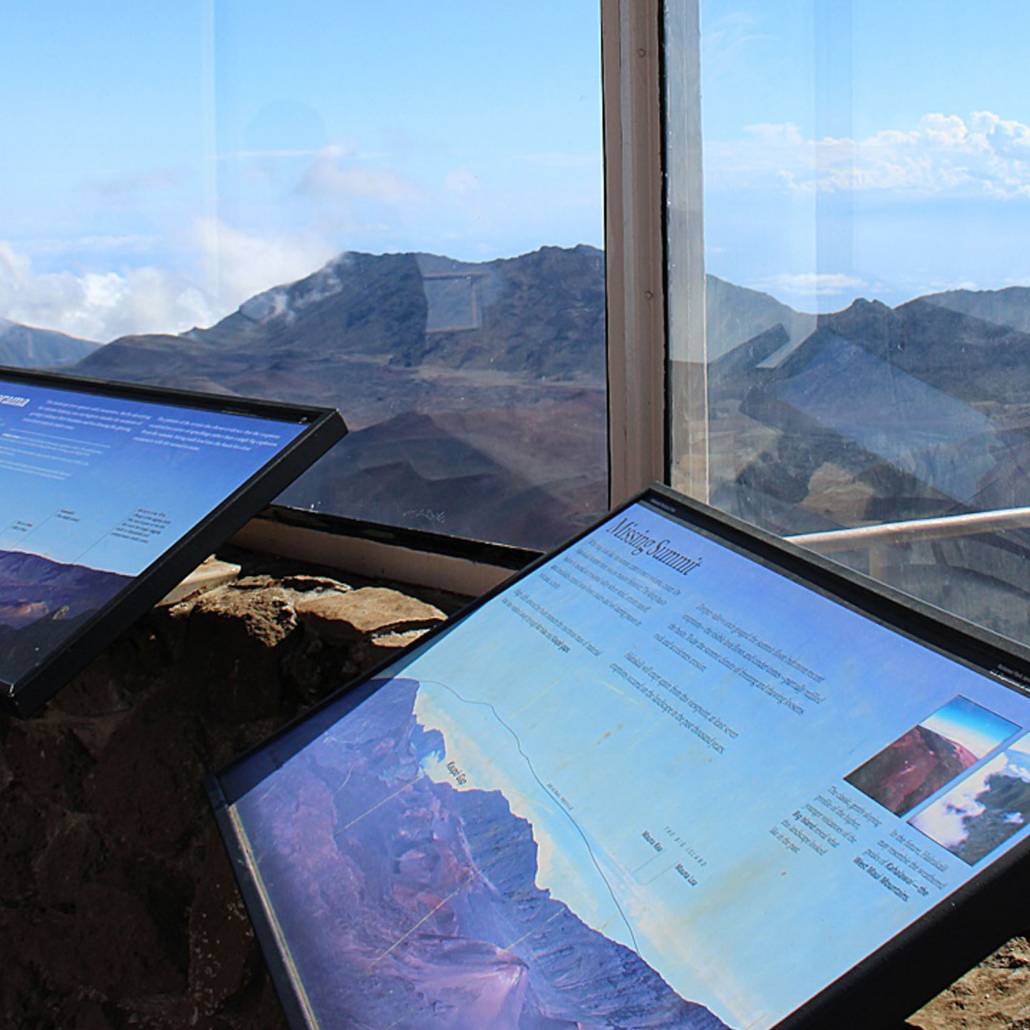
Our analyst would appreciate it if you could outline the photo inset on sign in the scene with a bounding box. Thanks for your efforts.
[910,735,1030,865]
[0,547,132,685]
[845,696,1018,816]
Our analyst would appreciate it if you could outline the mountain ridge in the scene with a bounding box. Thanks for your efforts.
[16,248,1030,569]
[0,318,98,368]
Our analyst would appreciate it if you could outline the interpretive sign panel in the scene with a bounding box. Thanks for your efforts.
[0,367,345,715]
[210,486,1030,1030]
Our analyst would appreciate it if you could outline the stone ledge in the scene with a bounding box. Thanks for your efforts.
[159,556,243,606]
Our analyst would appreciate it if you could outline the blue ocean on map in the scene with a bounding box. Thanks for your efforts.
[234,676,729,1030]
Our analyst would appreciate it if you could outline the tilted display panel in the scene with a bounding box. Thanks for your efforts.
[211,485,1030,1030]
[0,367,345,715]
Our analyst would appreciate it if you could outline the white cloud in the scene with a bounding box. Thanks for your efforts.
[296,147,423,204]
[191,217,337,313]
[86,168,188,198]
[220,148,322,160]
[0,242,213,342]
[709,111,1030,199]
[0,220,338,343]
[26,234,162,258]
[445,167,480,195]
[757,272,866,297]
[219,141,360,162]
[703,11,776,70]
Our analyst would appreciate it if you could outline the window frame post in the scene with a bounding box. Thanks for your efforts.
[602,0,668,507]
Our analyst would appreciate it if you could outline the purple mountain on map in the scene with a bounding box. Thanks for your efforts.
[237,677,730,1030]
[0,547,131,685]
[0,548,130,628]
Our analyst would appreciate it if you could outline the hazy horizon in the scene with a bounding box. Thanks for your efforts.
[5,3,1030,340]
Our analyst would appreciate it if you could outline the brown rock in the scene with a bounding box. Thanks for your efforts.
[159,556,242,607]
[51,998,120,1030]
[370,626,437,651]
[279,573,352,595]
[228,574,278,591]
[84,692,206,852]
[53,612,173,716]
[187,584,299,649]
[0,557,460,1028]
[0,954,47,1028]
[911,938,1030,1030]
[24,882,187,998]
[175,584,300,721]
[0,785,63,902]
[295,586,444,645]
[3,718,95,811]
[35,810,105,908]
[188,827,262,1019]
[0,734,12,792]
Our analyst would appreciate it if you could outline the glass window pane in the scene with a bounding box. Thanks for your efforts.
[667,0,1030,645]
[0,2,606,551]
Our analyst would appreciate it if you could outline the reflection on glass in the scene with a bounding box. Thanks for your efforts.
[667,0,1030,644]
[0,2,606,550]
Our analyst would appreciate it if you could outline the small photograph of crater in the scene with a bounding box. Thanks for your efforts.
[844,696,1019,817]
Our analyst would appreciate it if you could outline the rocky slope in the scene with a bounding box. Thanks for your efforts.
[0,317,98,368]
[62,253,820,550]
[26,250,1030,636]
[71,247,609,549]
[707,289,1030,641]
[922,285,1030,336]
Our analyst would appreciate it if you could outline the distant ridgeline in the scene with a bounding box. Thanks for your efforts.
[67,246,610,550]
[5,247,1030,627]
[0,318,98,369]
[705,285,1030,640]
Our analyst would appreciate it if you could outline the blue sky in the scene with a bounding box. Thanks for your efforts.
[2,2,1030,339]
[0,1,603,341]
[922,696,1018,759]
[701,1,1030,310]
